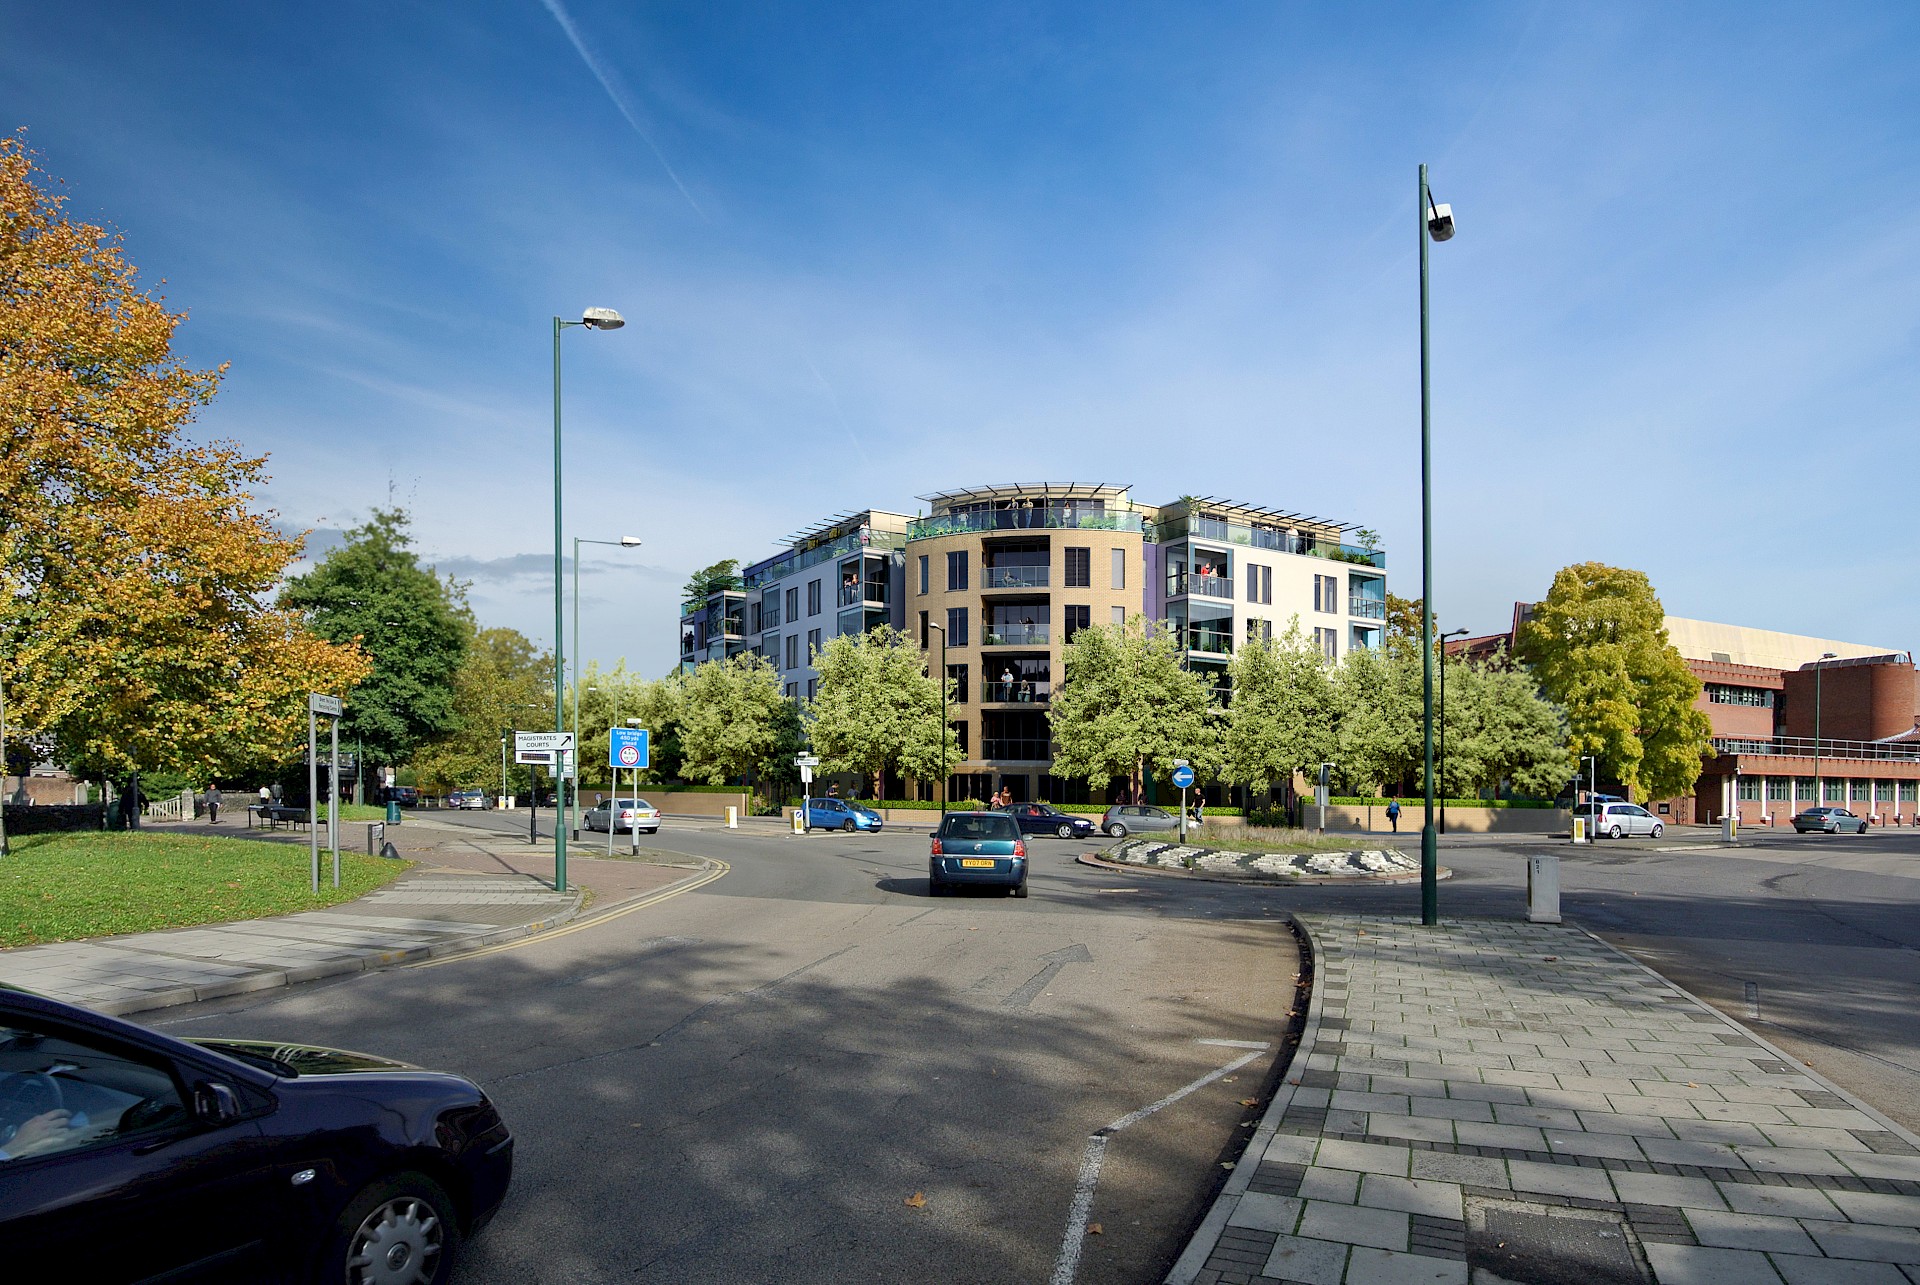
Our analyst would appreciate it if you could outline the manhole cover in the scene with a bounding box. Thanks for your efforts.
[1464,1198,1650,1285]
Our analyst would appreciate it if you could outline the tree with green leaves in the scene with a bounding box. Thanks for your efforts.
[569,663,687,787]
[1051,615,1220,801]
[680,558,742,606]
[1440,656,1572,799]
[1517,562,1711,801]
[278,508,471,770]
[1221,619,1334,800]
[1331,641,1423,796]
[807,626,955,798]
[412,627,549,795]
[1383,592,1428,658]
[677,653,789,786]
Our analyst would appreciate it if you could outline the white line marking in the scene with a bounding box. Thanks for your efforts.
[1049,1045,1268,1285]
[1197,1038,1268,1050]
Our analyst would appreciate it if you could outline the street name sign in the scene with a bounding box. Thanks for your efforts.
[610,728,650,769]
[795,754,821,768]
[308,693,344,717]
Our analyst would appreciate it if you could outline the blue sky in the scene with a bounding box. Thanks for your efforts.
[7,2,1918,675]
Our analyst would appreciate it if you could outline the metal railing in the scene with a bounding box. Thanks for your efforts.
[982,565,1049,589]
[982,680,1052,703]
[1167,573,1234,599]
[1349,597,1386,620]
[908,508,1147,540]
[743,529,906,590]
[1155,516,1385,568]
[142,790,194,822]
[982,738,1054,761]
[984,626,1049,646]
[837,582,890,608]
[1712,736,1920,763]
[1187,632,1233,655]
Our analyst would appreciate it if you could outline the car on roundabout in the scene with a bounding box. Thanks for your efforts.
[1572,801,1664,839]
[581,797,661,834]
[929,811,1027,897]
[448,788,488,810]
[1097,803,1181,838]
[804,797,883,833]
[1792,806,1869,834]
[999,802,1097,840]
[0,981,511,1284]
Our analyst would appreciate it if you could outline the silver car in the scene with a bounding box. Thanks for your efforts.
[1574,801,1663,839]
[582,798,661,834]
[448,789,488,810]
[1098,804,1181,838]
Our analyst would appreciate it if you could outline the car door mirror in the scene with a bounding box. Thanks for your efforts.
[193,1081,241,1126]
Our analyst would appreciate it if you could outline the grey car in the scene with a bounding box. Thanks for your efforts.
[1098,804,1181,838]
[1574,801,1664,839]
[1793,806,1868,834]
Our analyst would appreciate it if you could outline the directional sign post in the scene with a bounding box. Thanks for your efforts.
[796,754,821,833]
[307,694,344,893]
[1170,762,1196,845]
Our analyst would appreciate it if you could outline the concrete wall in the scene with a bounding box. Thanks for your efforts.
[1325,804,1568,835]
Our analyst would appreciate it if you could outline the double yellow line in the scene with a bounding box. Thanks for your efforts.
[405,859,729,970]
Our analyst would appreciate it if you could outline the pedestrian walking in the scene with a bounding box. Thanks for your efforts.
[1386,797,1401,833]
[203,784,221,824]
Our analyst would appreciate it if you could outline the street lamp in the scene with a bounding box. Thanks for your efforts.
[551,306,625,894]
[571,536,642,839]
[1417,164,1455,926]
[927,621,949,817]
[1438,627,1470,834]
[1814,651,1836,810]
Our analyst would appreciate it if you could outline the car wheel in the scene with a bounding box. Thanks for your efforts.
[322,1171,460,1285]
[1607,824,1623,839]
[841,819,856,832]
[1650,823,1664,838]
[1056,823,1074,839]
[928,877,943,897]
[1106,822,1127,838]
[1013,880,1029,899]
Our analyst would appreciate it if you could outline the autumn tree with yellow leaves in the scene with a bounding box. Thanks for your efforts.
[0,133,368,799]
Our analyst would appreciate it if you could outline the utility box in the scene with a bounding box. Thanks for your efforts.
[1527,854,1562,924]
[1721,814,1737,843]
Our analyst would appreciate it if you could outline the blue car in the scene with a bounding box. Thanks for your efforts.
[806,797,884,832]
[929,811,1028,897]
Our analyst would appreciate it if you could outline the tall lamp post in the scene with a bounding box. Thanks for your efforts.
[927,621,948,817]
[571,536,642,839]
[1813,651,1836,810]
[1438,627,1470,834]
[551,306,625,894]
[1417,165,1456,926]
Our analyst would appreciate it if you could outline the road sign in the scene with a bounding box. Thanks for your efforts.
[1170,764,1196,790]
[515,731,574,753]
[516,748,554,766]
[799,765,813,784]
[795,754,821,768]
[610,728,650,769]
[308,693,343,717]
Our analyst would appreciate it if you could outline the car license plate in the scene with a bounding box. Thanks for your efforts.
[960,858,996,868]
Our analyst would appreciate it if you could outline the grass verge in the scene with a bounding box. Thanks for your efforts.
[0,831,408,949]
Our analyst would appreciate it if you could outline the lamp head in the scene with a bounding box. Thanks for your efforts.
[1426,201,1456,243]
[619,536,643,547]
[1820,651,1837,660]
[581,307,625,330]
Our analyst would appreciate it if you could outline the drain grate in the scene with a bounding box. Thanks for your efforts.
[1464,1197,1651,1285]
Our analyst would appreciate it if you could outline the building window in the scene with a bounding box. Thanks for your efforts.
[750,601,763,633]
[807,579,822,616]
[784,635,799,670]
[1110,549,1126,590]
[1767,777,1789,802]
[807,678,817,701]
[1853,779,1872,804]
[786,586,799,622]
[1706,684,1775,708]
[1245,617,1271,644]
[1877,780,1897,803]
[947,607,969,648]
[1245,564,1271,605]
[1796,777,1815,803]
[1314,574,1339,613]
[1903,782,1918,804]
[947,550,968,592]
[1313,627,1338,661]
[785,682,798,700]
[1064,604,1090,643]
[918,554,929,596]
[1737,777,1761,801]
[807,628,822,660]
[950,721,969,758]
[764,633,781,668]
[1064,547,1090,588]
[1824,779,1846,803]
[918,611,929,647]
[1112,606,1126,626]
[948,664,969,704]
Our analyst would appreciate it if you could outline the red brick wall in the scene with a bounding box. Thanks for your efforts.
[1779,662,1918,741]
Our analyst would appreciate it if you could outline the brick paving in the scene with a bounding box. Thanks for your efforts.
[1170,915,1920,1285]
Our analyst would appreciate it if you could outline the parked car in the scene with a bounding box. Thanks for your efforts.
[0,981,511,1283]
[805,797,883,832]
[929,811,1027,897]
[1793,806,1869,834]
[999,802,1096,840]
[1572,801,1664,839]
[385,786,420,808]
[582,797,661,834]
[1098,803,1181,838]
[449,788,488,810]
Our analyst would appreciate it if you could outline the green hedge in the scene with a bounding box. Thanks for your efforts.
[1329,796,1559,810]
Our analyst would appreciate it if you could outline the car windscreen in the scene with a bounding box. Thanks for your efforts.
[938,814,1019,841]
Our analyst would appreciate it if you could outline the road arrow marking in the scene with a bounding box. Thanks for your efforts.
[1004,943,1093,1007]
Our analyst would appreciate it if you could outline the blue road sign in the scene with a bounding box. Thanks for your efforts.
[609,727,650,770]
[1170,764,1196,789]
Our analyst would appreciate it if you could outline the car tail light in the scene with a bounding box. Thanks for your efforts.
[1013,839,1026,858]
[930,838,943,855]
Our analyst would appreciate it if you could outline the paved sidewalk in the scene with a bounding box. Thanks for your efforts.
[0,867,580,1017]
[1172,915,1920,1285]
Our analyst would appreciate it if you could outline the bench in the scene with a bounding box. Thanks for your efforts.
[248,804,311,831]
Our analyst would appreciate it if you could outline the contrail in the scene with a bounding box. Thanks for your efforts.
[803,353,873,465]
[539,0,706,219]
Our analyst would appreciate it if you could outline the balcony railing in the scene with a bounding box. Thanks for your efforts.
[1167,572,1233,600]
[984,626,1049,646]
[1349,597,1386,619]
[837,582,890,608]
[982,738,1054,761]
[743,528,905,590]
[1712,736,1920,763]
[909,508,1147,540]
[1155,516,1385,568]
[760,606,782,629]
[982,680,1051,703]
[982,565,1049,589]
[1187,632,1233,656]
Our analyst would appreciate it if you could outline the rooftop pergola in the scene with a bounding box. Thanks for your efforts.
[918,482,1134,511]
[1173,495,1356,534]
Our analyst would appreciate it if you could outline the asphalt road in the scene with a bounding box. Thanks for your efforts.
[148,816,1302,1285]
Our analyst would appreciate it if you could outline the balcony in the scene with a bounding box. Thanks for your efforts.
[982,565,1049,590]
[1155,516,1385,568]
[837,581,890,608]
[1187,630,1233,656]
[982,680,1051,703]
[1349,597,1386,620]
[984,626,1049,647]
[1712,736,1920,763]
[1168,572,1233,600]
[981,738,1053,761]
[743,528,906,590]
[909,507,1147,540]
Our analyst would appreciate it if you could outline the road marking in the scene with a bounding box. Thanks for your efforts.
[1745,980,1762,1020]
[402,860,729,970]
[1197,1038,1268,1050]
[1050,1042,1269,1285]
[1004,943,1093,1007]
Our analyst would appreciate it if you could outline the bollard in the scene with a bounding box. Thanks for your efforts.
[366,821,384,854]
[1571,816,1587,845]
[791,808,804,835]
[1721,814,1737,843]
[1527,854,1562,923]
[726,805,739,829]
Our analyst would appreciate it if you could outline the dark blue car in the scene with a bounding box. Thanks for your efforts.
[0,983,511,1283]
[999,802,1097,839]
